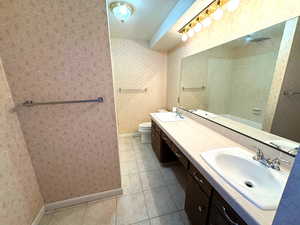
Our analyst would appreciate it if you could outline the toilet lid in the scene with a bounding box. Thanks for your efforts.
[139,122,151,128]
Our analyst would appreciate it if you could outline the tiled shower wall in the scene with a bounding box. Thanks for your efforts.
[0,0,121,203]
[0,59,43,225]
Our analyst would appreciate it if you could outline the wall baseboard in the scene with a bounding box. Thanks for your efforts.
[44,188,122,212]
[31,206,45,225]
[119,132,140,137]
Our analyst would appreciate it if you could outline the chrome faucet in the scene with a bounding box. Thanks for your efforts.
[253,149,286,171]
[253,148,271,168]
[268,158,281,171]
[175,111,184,119]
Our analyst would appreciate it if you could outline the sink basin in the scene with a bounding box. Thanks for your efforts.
[155,112,185,122]
[201,148,288,210]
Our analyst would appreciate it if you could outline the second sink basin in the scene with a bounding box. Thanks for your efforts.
[201,148,288,210]
[155,112,185,122]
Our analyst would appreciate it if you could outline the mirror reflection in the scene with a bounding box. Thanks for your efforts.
[179,18,300,156]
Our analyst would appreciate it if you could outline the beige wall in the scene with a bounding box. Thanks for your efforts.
[228,52,278,123]
[179,46,233,110]
[180,33,281,124]
[271,19,300,142]
[0,0,121,203]
[264,18,299,132]
[207,58,232,114]
[167,0,300,110]
[0,59,43,225]
[180,53,208,110]
[111,38,167,133]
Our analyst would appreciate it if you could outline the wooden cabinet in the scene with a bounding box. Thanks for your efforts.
[171,143,189,169]
[151,121,161,159]
[185,174,210,225]
[209,191,247,225]
[150,119,248,225]
[188,164,212,197]
[151,120,176,163]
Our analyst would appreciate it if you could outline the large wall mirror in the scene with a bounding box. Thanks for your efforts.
[179,17,300,157]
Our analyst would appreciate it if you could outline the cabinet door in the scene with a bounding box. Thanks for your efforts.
[210,191,248,225]
[188,164,212,197]
[151,121,160,158]
[185,174,210,225]
[209,204,232,225]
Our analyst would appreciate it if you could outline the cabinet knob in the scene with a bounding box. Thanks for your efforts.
[193,172,204,184]
[198,205,203,213]
[174,151,181,158]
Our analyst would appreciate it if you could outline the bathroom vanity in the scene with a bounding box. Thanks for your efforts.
[151,118,247,225]
[150,112,287,225]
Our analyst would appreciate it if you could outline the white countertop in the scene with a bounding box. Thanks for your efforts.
[150,112,278,225]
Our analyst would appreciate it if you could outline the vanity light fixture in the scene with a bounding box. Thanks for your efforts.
[188,28,195,37]
[193,23,202,33]
[202,16,212,27]
[226,0,240,12]
[212,8,224,20]
[109,1,134,23]
[179,0,240,42]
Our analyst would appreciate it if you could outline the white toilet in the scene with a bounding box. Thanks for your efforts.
[138,122,152,144]
[138,109,167,144]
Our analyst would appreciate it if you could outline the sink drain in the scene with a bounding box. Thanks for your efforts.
[244,181,254,188]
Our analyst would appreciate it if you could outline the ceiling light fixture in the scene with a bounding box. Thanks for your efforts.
[179,0,240,42]
[109,1,134,23]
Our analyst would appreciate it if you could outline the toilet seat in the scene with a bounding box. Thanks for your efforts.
[138,122,151,132]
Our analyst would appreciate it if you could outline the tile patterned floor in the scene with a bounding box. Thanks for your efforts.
[39,136,190,225]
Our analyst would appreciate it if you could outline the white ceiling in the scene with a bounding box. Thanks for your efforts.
[107,0,180,40]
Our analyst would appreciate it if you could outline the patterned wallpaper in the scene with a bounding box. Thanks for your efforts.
[0,0,121,203]
[0,58,43,225]
[111,39,167,133]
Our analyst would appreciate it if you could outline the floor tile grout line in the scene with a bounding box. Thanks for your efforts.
[118,136,187,225]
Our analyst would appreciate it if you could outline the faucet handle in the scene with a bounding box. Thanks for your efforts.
[270,157,290,171]
[270,157,281,171]
[253,148,264,160]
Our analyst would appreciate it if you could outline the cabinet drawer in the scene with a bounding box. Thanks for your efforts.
[211,191,247,225]
[185,174,210,225]
[171,144,189,169]
[188,164,212,197]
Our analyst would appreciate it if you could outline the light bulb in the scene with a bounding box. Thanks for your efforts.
[181,33,188,42]
[226,0,240,12]
[212,8,224,20]
[202,17,212,27]
[187,29,194,37]
[112,4,134,23]
[193,23,202,33]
